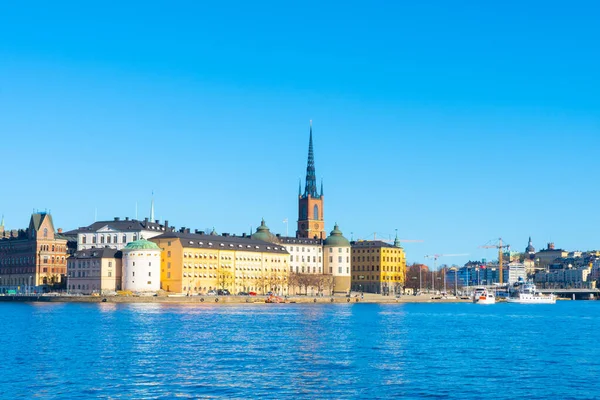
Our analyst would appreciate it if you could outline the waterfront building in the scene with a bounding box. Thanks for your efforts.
[67,248,122,294]
[66,217,170,251]
[323,224,351,293]
[252,219,324,275]
[0,212,69,293]
[534,266,593,289]
[350,237,406,295]
[297,122,326,240]
[150,231,289,294]
[122,239,161,292]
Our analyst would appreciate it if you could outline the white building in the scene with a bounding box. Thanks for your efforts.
[506,262,527,285]
[251,219,324,275]
[323,224,351,293]
[122,239,161,292]
[66,217,170,251]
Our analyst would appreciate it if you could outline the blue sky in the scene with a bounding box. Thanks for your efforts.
[1,1,599,266]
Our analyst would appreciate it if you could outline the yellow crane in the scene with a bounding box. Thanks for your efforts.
[479,238,510,284]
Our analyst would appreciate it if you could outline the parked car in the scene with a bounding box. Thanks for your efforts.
[266,291,273,296]
[207,290,217,296]
[217,289,230,296]
[238,292,248,296]
[248,292,257,296]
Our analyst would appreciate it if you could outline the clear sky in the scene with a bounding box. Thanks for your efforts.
[1,1,599,267]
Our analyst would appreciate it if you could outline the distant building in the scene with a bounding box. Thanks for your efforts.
[0,212,69,293]
[350,237,406,295]
[534,242,568,269]
[122,239,161,292]
[67,248,122,294]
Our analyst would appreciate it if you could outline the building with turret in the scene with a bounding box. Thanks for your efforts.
[0,212,69,293]
[324,224,351,293]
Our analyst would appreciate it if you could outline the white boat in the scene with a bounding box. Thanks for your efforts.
[472,287,496,304]
[507,281,555,304]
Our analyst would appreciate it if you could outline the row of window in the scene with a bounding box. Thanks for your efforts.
[81,234,138,245]
[287,246,323,253]
[353,256,403,263]
[0,256,66,265]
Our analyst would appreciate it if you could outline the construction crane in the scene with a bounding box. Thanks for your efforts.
[479,238,510,285]
[424,253,469,293]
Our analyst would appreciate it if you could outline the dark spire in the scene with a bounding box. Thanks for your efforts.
[320,178,324,197]
[304,121,318,197]
[298,178,302,196]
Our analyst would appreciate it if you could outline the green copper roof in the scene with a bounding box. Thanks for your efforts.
[324,223,350,247]
[251,219,276,243]
[124,238,160,251]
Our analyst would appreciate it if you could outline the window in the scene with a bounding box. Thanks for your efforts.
[338,256,342,262]
[133,271,135,277]
[109,262,112,268]
[149,262,151,266]
[43,228,48,238]
[123,235,127,243]
[108,271,112,277]
[167,251,171,257]
[107,236,111,244]
[167,272,171,278]
[338,266,342,274]
[82,236,87,244]
[313,205,318,219]
[133,262,136,267]
[329,267,333,273]
[329,256,332,262]
[148,272,151,277]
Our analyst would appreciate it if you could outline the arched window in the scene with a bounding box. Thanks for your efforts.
[313,205,319,220]
[43,228,48,238]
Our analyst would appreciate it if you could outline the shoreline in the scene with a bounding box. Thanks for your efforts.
[0,294,473,305]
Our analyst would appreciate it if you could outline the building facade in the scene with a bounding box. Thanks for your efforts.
[323,224,351,293]
[67,217,170,251]
[0,212,68,293]
[67,248,122,294]
[150,231,290,295]
[122,239,161,292]
[351,238,407,295]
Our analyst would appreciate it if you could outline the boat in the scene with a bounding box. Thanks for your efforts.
[472,287,496,304]
[507,281,555,304]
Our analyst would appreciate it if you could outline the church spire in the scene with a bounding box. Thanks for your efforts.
[304,120,318,197]
[150,191,155,221]
[320,178,324,197]
[298,178,302,196]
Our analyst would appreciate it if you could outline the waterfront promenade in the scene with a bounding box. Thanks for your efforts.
[0,293,472,304]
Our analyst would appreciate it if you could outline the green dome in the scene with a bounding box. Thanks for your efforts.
[324,224,350,247]
[124,238,160,251]
[251,219,276,243]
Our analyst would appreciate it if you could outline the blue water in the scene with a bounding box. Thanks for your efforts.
[1,301,599,399]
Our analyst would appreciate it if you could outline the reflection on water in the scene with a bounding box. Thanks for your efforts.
[1,302,599,399]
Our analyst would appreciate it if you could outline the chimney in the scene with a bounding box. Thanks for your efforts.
[179,227,185,233]
[144,218,149,223]
[199,231,205,235]
[222,233,229,237]
[58,228,63,233]
[185,228,191,234]
[114,217,120,221]
[125,217,129,221]
[155,220,159,224]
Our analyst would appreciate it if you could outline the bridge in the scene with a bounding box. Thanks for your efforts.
[539,288,600,300]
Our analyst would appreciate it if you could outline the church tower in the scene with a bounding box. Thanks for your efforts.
[297,121,325,239]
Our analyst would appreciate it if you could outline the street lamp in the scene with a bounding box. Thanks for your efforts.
[29,276,32,295]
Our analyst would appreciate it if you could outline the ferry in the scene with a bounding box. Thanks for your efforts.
[472,287,496,304]
[507,281,555,304]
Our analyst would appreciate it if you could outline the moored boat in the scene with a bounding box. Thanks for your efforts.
[472,287,496,304]
[507,281,555,304]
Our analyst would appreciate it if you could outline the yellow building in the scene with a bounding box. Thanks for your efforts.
[350,237,406,295]
[151,231,290,294]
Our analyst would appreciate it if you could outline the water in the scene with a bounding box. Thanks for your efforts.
[1,301,599,399]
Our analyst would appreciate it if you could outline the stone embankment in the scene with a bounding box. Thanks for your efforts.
[0,293,471,304]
